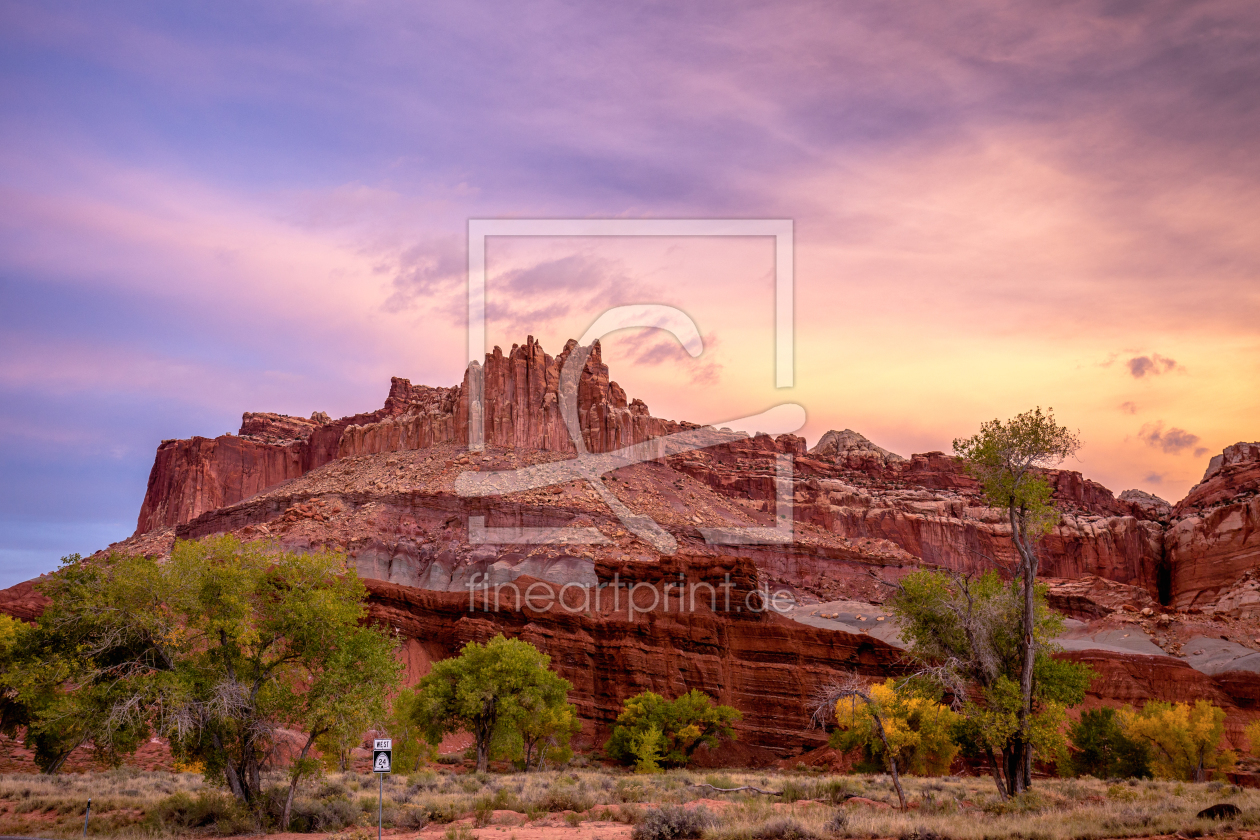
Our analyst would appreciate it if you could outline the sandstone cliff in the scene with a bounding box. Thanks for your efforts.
[19,339,1257,765]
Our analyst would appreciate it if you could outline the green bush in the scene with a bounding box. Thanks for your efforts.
[754,817,820,839]
[606,690,741,769]
[144,791,248,834]
[286,797,357,833]
[1069,707,1152,779]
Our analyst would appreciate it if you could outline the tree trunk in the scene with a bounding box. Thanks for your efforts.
[474,700,496,774]
[886,755,907,810]
[474,717,492,773]
[42,733,90,775]
[214,733,247,802]
[1011,503,1038,796]
[870,709,907,809]
[985,746,1009,801]
[281,731,320,832]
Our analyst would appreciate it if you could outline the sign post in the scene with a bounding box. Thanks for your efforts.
[373,739,391,840]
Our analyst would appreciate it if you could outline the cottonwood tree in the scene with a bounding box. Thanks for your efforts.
[953,407,1080,792]
[1120,700,1235,782]
[887,569,1092,799]
[16,537,400,808]
[604,689,742,769]
[810,674,909,808]
[411,635,572,773]
[828,677,960,777]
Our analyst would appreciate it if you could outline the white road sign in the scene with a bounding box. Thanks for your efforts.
[374,739,392,750]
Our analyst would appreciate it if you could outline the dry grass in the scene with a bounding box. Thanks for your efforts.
[0,766,205,836]
[0,766,1254,839]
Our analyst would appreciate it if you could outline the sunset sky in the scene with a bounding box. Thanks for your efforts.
[2,2,1258,586]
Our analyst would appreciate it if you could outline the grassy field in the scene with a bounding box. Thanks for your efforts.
[0,765,1255,840]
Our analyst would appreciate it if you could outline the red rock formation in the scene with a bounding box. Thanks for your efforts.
[364,554,909,761]
[1060,650,1258,751]
[137,339,682,533]
[73,338,1259,766]
[1167,442,1260,611]
[0,579,48,623]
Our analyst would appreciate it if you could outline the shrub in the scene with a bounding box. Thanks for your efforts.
[631,804,714,840]
[286,797,357,833]
[824,810,849,834]
[810,778,856,804]
[1069,707,1152,779]
[755,817,820,839]
[396,807,430,830]
[144,791,247,834]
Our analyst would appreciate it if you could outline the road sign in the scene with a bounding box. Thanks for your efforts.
[374,739,392,750]
[372,748,392,773]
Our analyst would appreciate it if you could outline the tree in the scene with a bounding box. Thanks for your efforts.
[410,635,572,773]
[630,724,665,774]
[953,407,1080,793]
[384,687,433,774]
[1119,700,1235,782]
[888,569,1093,799]
[275,605,400,831]
[511,697,579,771]
[1247,719,1260,759]
[0,565,145,773]
[1068,707,1151,779]
[831,678,961,778]
[17,537,401,807]
[604,690,741,769]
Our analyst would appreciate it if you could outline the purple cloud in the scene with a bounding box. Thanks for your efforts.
[1138,422,1201,455]
[1127,354,1179,378]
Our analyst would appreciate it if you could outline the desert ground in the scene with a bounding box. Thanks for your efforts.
[0,764,1257,840]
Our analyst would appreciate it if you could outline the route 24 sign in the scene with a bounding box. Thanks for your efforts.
[372,739,392,773]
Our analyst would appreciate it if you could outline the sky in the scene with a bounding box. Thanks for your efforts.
[2,1,1258,586]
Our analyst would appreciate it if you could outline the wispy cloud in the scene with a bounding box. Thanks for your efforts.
[1138,421,1206,457]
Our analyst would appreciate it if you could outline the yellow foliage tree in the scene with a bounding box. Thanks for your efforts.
[1245,719,1260,758]
[1119,700,1235,782]
[832,678,961,776]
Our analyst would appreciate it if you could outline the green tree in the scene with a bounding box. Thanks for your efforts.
[1119,700,1235,782]
[953,408,1080,793]
[1068,707,1151,779]
[604,690,741,769]
[15,537,401,806]
[385,687,433,774]
[630,724,665,774]
[410,635,572,773]
[504,697,579,771]
[888,569,1093,799]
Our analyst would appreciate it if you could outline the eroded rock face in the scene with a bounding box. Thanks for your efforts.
[87,338,1260,763]
[808,429,905,469]
[136,338,683,533]
[1168,442,1260,612]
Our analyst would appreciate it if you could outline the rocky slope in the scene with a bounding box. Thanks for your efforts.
[7,336,1259,764]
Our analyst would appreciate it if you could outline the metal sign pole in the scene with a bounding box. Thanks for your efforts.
[83,798,91,838]
[372,737,391,840]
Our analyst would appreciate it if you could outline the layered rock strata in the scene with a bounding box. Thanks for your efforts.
[13,337,1256,765]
